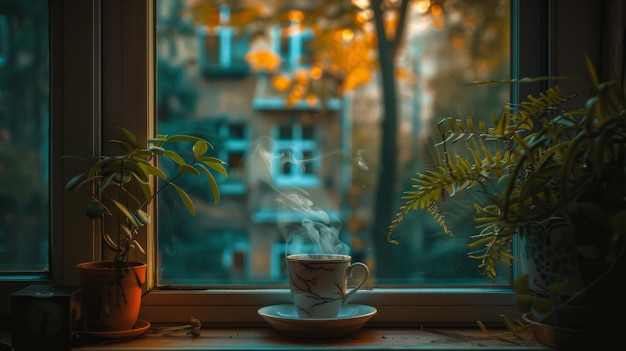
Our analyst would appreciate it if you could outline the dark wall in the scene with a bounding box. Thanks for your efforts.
[555,0,625,104]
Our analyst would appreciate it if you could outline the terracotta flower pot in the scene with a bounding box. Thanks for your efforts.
[522,312,589,350]
[76,261,147,332]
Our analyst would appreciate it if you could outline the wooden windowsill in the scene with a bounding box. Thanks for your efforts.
[66,327,552,351]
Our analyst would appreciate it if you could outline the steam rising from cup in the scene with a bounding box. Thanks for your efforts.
[249,137,353,256]
[277,193,349,256]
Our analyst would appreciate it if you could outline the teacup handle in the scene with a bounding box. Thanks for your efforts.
[343,262,369,304]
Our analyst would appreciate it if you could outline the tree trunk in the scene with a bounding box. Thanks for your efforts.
[370,0,400,279]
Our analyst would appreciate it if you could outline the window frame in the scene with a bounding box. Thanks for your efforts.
[129,0,534,326]
[1,0,567,327]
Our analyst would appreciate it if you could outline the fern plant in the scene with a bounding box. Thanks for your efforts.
[65,127,229,267]
[388,58,626,284]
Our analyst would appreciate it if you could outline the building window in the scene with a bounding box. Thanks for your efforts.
[274,14,313,70]
[272,122,320,187]
[198,5,250,77]
[219,121,248,193]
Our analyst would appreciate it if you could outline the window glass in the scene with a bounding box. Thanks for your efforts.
[156,0,511,287]
[0,0,49,272]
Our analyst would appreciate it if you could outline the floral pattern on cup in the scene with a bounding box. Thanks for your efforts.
[286,254,369,318]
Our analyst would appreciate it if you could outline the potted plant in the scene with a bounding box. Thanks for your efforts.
[65,127,228,332]
[387,58,626,348]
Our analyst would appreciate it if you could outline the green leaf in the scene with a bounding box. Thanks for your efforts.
[515,294,533,313]
[532,296,553,314]
[198,156,229,177]
[102,232,119,251]
[132,240,146,254]
[170,183,196,215]
[197,163,220,204]
[135,209,150,225]
[162,150,185,166]
[547,280,570,294]
[131,174,153,205]
[193,141,209,158]
[513,274,529,294]
[111,198,141,228]
[148,145,166,153]
[120,223,133,239]
[179,164,200,175]
[147,136,168,147]
[118,127,138,146]
[137,162,168,180]
[167,135,214,147]
[65,172,86,191]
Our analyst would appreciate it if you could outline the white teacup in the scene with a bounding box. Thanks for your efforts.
[286,254,369,318]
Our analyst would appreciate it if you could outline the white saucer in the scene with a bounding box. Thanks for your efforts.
[257,304,377,338]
